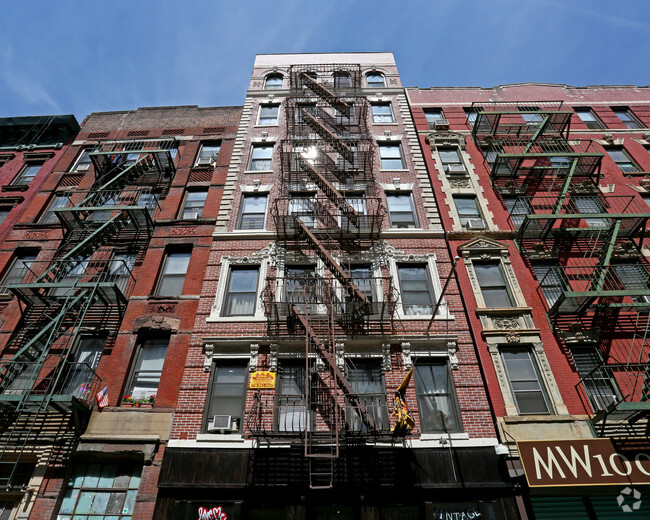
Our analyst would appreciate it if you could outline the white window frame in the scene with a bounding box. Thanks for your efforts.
[385,192,419,229]
[378,142,406,170]
[366,72,386,88]
[194,142,221,167]
[180,189,208,220]
[264,73,284,90]
[71,147,95,171]
[257,104,280,126]
[247,143,274,172]
[210,256,268,322]
[370,102,395,124]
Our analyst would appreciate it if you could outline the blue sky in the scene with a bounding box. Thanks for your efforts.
[1,0,648,122]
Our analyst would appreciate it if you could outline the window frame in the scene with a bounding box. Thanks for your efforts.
[423,108,445,130]
[40,193,70,224]
[257,104,280,126]
[276,360,311,432]
[124,336,169,402]
[473,260,515,308]
[264,73,284,90]
[370,102,395,124]
[396,263,436,316]
[386,192,419,229]
[248,143,274,172]
[205,360,249,433]
[221,265,260,317]
[501,348,552,415]
[180,189,208,220]
[378,142,406,170]
[345,359,388,432]
[414,359,462,433]
[606,147,640,174]
[611,107,643,129]
[209,257,268,322]
[237,193,268,230]
[453,195,484,229]
[366,72,386,88]
[71,147,95,172]
[11,162,43,186]
[194,142,221,167]
[154,248,191,297]
[1,250,39,295]
[574,108,605,130]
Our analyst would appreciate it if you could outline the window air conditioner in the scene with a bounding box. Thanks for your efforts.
[433,119,450,130]
[196,157,216,167]
[445,164,466,175]
[466,218,486,230]
[208,415,237,432]
[185,210,200,220]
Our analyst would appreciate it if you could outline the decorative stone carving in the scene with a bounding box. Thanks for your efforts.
[401,342,412,369]
[25,231,49,240]
[449,178,471,189]
[145,302,178,314]
[134,315,181,332]
[493,316,520,330]
[225,243,278,266]
[249,344,259,372]
[170,226,198,236]
[203,344,214,372]
[382,342,391,371]
[336,342,345,371]
[447,341,459,370]
[269,343,279,372]
[426,131,466,150]
[505,331,520,343]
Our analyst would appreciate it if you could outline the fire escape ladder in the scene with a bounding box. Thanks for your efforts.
[298,72,352,116]
[301,110,354,163]
[291,306,378,432]
[295,220,369,306]
[296,155,360,227]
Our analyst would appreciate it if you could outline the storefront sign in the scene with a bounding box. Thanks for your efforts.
[197,506,228,520]
[431,506,481,520]
[518,439,650,487]
[249,370,276,389]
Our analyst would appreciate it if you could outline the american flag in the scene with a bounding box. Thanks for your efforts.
[96,386,109,409]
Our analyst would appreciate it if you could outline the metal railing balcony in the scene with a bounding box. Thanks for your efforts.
[512,194,650,239]
[89,139,177,179]
[245,392,393,439]
[0,360,101,409]
[289,63,363,94]
[469,101,571,140]
[272,196,385,239]
[539,264,650,315]
[286,102,369,138]
[4,259,136,305]
[576,362,650,428]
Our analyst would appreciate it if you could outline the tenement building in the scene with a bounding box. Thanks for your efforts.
[407,84,650,518]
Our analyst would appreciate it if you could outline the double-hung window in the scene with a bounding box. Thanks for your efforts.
[72,148,94,171]
[606,147,640,173]
[575,108,604,129]
[258,104,279,126]
[180,190,208,219]
[453,196,484,228]
[569,347,618,412]
[1,251,38,295]
[519,106,544,126]
[423,109,445,130]
[532,264,565,309]
[237,194,267,230]
[285,265,317,314]
[573,196,609,229]
[397,264,434,315]
[41,194,70,224]
[612,107,643,129]
[366,73,385,88]
[386,193,418,228]
[11,162,42,186]
[348,264,374,302]
[438,148,465,174]
[155,250,191,297]
[207,361,248,432]
[502,349,550,414]
[264,73,283,90]
[223,266,259,316]
[503,197,532,230]
[195,142,221,167]
[249,144,273,171]
[379,143,405,170]
[474,262,513,307]
[333,72,352,89]
[277,362,309,432]
[57,463,141,519]
[371,102,394,123]
[108,253,137,295]
[414,361,461,432]
[126,337,168,401]
[612,264,650,304]
[346,360,387,431]
[62,336,105,397]
[289,195,316,228]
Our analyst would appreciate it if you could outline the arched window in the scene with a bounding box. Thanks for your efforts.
[333,72,352,89]
[264,73,283,90]
[366,72,386,88]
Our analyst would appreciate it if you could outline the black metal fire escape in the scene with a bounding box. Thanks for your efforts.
[247,65,399,488]
[0,140,176,489]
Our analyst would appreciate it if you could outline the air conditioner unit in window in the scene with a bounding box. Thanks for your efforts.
[208,415,238,432]
[445,164,466,175]
[184,210,200,220]
[433,119,450,130]
[466,218,486,230]
[196,157,216,167]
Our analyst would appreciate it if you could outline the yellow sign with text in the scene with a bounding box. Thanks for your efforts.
[249,371,276,389]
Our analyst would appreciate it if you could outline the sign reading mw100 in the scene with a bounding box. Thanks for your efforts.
[518,439,650,487]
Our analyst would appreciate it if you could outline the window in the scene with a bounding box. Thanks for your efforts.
[51,257,89,297]
[285,265,317,314]
[366,72,386,88]
[333,72,352,89]
[347,264,375,302]
[223,266,259,316]
[423,109,445,129]
[277,361,309,432]
[397,264,434,315]
[474,262,513,307]
[0,207,10,225]
[346,360,387,431]
[72,148,94,171]
[237,194,267,230]
[612,107,643,129]
[371,102,394,123]
[107,253,137,294]
[612,264,650,304]
[126,337,168,400]
[414,361,461,432]
[90,193,118,222]
[248,144,273,171]
[155,250,191,296]
[11,162,42,186]
[340,196,366,231]
[438,148,465,174]
[532,264,565,308]
[503,197,532,229]
[195,142,221,167]
[569,347,618,412]
[258,104,279,126]
[289,194,316,228]
[519,106,544,126]
[264,73,283,90]
[207,361,248,432]
[40,194,69,224]
[61,337,105,396]
[502,349,550,414]
[606,147,640,173]
[1,251,38,293]
[573,196,609,228]
[138,192,160,217]
[575,108,604,129]
[379,143,405,169]
[386,193,418,228]
[180,190,208,219]
[453,196,484,228]
[57,463,141,519]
